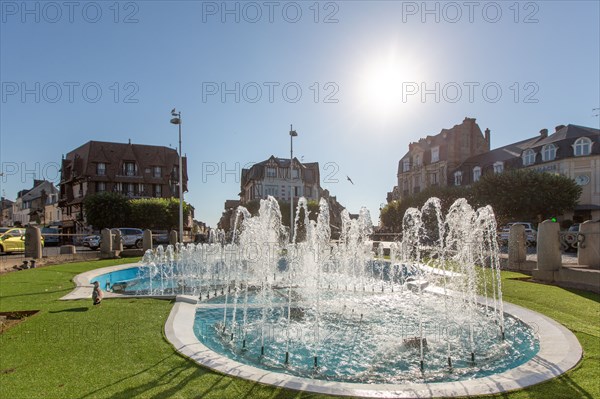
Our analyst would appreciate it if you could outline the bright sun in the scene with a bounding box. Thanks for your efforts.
[360,53,419,118]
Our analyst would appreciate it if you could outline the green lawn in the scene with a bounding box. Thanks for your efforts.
[0,261,598,399]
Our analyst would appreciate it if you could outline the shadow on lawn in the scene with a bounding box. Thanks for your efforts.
[49,307,88,313]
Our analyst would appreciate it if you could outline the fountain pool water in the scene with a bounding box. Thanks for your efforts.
[124,196,542,386]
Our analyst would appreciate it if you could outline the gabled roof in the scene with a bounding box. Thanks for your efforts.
[20,181,58,202]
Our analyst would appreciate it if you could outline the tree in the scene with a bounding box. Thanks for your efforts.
[380,186,471,232]
[84,192,131,230]
[471,169,582,225]
[129,197,192,230]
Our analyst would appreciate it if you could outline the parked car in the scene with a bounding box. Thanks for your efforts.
[82,235,101,250]
[41,227,60,246]
[499,222,537,246]
[0,228,45,254]
[83,228,145,250]
[152,230,169,245]
[112,228,144,249]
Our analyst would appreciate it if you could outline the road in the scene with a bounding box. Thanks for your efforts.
[0,245,96,262]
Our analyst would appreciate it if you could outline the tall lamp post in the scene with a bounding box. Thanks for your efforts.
[289,125,298,242]
[170,109,184,243]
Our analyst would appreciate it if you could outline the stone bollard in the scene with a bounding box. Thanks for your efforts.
[143,229,153,252]
[169,230,178,246]
[113,229,123,254]
[24,226,43,259]
[59,245,76,254]
[578,221,600,269]
[100,228,112,257]
[533,220,562,282]
[508,224,526,270]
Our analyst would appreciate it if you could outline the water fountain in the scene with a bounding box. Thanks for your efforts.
[134,197,539,384]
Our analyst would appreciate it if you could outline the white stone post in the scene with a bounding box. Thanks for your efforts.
[578,221,600,269]
[24,226,43,259]
[533,220,562,281]
[169,230,178,246]
[508,224,526,270]
[143,229,153,252]
[100,228,112,256]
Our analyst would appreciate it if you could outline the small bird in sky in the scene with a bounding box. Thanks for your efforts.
[347,176,354,185]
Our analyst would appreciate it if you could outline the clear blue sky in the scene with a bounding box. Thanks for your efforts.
[1,1,599,226]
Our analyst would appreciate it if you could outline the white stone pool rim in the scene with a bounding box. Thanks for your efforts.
[67,263,583,398]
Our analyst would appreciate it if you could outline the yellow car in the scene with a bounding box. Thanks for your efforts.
[0,228,45,254]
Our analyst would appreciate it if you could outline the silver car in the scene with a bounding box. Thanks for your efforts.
[111,228,144,249]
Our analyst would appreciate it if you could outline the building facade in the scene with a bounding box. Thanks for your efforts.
[390,121,600,223]
[453,124,600,222]
[240,156,320,203]
[59,140,188,237]
[390,118,490,201]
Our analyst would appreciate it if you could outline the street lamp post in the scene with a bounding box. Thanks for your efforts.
[289,125,298,242]
[170,109,184,243]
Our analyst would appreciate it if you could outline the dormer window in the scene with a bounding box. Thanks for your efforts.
[542,144,557,161]
[573,137,592,156]
[123,161,137,176]
[402,159,410,172]
[522,149,536,166]
[266,167,276,178]
[96,162,106,176]
[153,166,162,177]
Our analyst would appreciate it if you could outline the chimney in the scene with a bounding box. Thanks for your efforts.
[484,128,491,145]
[555,125,566,132]
[539,128,548,138]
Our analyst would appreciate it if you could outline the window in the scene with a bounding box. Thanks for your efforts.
[96,182,105,192]
[522,149,536,166]
[414,154,421,167]
[292,169,299,179]
[266,167,276,178]
[493,161,504,174]
[154,184,162,197]
[542,144,557,161]
[573,137,592,156]
[115,182,122,193]
[305,186,312,197]
[294,186,300,197]
[265,185,277,197]
[431,146,439,163]
[454,171,462,186]
[430,173,438,185]
[153,166,162,177]
[126,183,135,196]
[402,159,410,172]
[96,162,106,176]
[473,166,481,182]
[123,162,137,176]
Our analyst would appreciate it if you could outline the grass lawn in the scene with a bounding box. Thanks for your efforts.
[0,260,598,399]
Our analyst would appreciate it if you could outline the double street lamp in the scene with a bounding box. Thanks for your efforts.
[170,109,184,243]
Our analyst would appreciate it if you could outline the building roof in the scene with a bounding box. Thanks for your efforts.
[20,180,58,202]
[525,124,600,150]
[241,155,320,186]
[460,135,541,167]
[61,140,187,182]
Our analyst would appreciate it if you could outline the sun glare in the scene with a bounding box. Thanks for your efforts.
[360,54,419,118]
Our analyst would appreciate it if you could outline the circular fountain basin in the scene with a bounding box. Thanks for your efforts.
[65,263,583,397]
[165,293,581,398]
